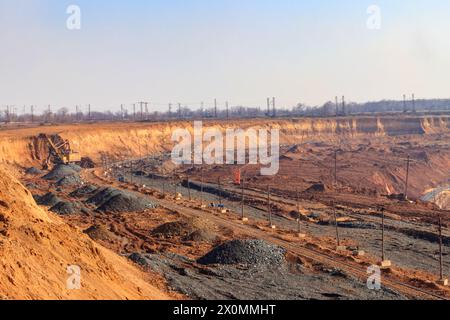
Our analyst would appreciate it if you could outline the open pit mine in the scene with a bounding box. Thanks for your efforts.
[0,114,449,300]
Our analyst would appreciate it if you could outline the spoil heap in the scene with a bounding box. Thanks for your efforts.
[69,185,99,198]
[88,187,156,213]
[34,192,62,207]
[49,201,87,215]
[43,164,79,181]
[197,239,286,266]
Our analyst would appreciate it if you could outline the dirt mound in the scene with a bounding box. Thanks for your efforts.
[56,174,83,187]
[0,167,168,299]
[152,221,196,238]
[43,164,79,181]
[183,230,218,243]
[35,192,62,207]
[86,187,123,206]
[69,185,99,198]
[197,239,286,266]
[305,183,328,193]
[25,167,44,175]
[50,201,87,215]
[96,192,156,213]
[152,217,215,239]
[84,224,117,242]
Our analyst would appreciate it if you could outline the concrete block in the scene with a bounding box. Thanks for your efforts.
[297,233,306,238]
[242,217,249,222]
[352,250,365,257]
[270,225,276,230]
[437,279,448,286]
[336,246,347,251]
[380,260,392,269]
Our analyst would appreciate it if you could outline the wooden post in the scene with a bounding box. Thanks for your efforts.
[241,178,245,220]
[332,202,340,247]
[381,208,385,261]
[404,155,411,199]
[187,177,191,201]
[200,167,204,207]
[439,215,444,281]
[268,186,272,227]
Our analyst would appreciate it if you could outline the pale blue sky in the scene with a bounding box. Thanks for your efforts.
[1,0,449,113]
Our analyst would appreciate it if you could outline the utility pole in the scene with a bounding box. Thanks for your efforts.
[272,97,276,118]
[439,215,444,277]
[334,148,338,187]
[296,188,305,237]
[214,99,217,118]
[381,207,385,261]
[178,103,181,119]
[200,167,204,207]
[88,104,91,121]
[48,105,52,123]
[404,155,411,200]
[226,101,229,119]
[30,105,34,123]
[133,103,136,121]
[342,96,346,116]
[403,94,407,113]
[145,102,149,120]
[168,103,172,118]
[267,97,270,116]
[187,177,191,201]
[380,207,392,268]
[267,186,273,227]
[332,202,340,247]
[241,177,246,220]
[335,96,339,116]
[200,102,204,119]
[437,214,447,285]
[412,94,416,113]
[217,177,222,206]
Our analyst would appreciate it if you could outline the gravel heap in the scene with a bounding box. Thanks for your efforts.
[86,187,123,206]
[197,239,286,266]
[34,192,62,207]
[49,201,87,215]
[128,253,149,267]
[67,163,82,172]
[69,185,99,198]
[56,174,83,187]
[25,167,44,175]
[43,164,79,181]
[96,192,156,213]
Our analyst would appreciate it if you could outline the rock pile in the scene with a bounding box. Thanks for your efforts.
[197,239,286,266]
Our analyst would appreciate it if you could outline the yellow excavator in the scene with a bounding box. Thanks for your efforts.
[41,134,81,168]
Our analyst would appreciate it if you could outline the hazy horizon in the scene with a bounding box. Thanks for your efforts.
[1,0,450,114]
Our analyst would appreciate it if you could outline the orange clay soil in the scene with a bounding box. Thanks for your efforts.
[0,165,174,300]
